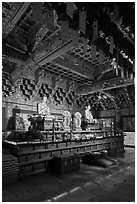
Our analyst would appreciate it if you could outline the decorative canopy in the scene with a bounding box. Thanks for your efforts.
[2,2,135,111]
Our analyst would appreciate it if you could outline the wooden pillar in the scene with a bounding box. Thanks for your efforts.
[115,110,122,134]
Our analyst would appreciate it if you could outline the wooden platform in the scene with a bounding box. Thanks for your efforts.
[3,136,124,178]
[2,149,19,185]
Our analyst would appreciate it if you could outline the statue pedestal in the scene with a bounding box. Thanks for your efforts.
[75,127,82,131]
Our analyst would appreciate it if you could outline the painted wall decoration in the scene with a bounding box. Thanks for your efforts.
[2,71,81,131]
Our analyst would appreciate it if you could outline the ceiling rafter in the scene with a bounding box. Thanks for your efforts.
[3,3,31,38]
[77,78,134,96]
[2,2,135,91]
[42,62,90,83]
[36,39,74,66]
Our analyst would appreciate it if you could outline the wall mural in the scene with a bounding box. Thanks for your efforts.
[2,71,81,131]
[2,71,78,107]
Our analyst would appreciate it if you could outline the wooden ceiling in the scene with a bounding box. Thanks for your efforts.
[2,2,135,110]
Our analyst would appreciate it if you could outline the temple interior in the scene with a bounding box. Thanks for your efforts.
[2,2,135,202]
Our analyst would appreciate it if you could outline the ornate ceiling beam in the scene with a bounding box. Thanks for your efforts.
[97,68,114,81]
[77,78,134,96]
[102,81,134,91]
[3,3,31,38]
[36,39,74,66]
[52,53,95,80]
[2,43,28,64]
[11,3,31,24]
[98,90,114,99]
[9,39,75,84]
[51,62,91,80]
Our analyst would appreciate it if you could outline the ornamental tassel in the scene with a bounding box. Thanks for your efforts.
[113,4,119,20]
[72,29,79,48]
[61,20,69,41]
[92,20,98,43]
[110,36,114,54]
[46,9,54,31]
[130,73,134,80]
[66,2,74,19]
[81,37,87,54]
[116,47,119,76]
[32,3,43,23]
[133,59,135,72]
[99,49,104,64]
[79,11,86,34]
[116,67,118,76]
[121,68,124,78]
[91,44,96,61]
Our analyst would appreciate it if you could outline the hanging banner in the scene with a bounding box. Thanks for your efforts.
[91,44,96,60]
[72,29,79,48]
[79,11,86,34]
[81,37,87,54]
[32,3,43,23]
[46,9,54,31]
[110,36,114,54]
[107,60,111,69]
[121,68,124,78]
[61,20,69,41]
[115,67,118,76]
[99,49,104,64]
[66,2,74,19]
[130,73,134,80]
[92,20,98,43]
[113,4,119,20]
[133,59,135,72]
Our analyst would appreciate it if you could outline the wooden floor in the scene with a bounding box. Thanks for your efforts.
[2,147,135,202]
